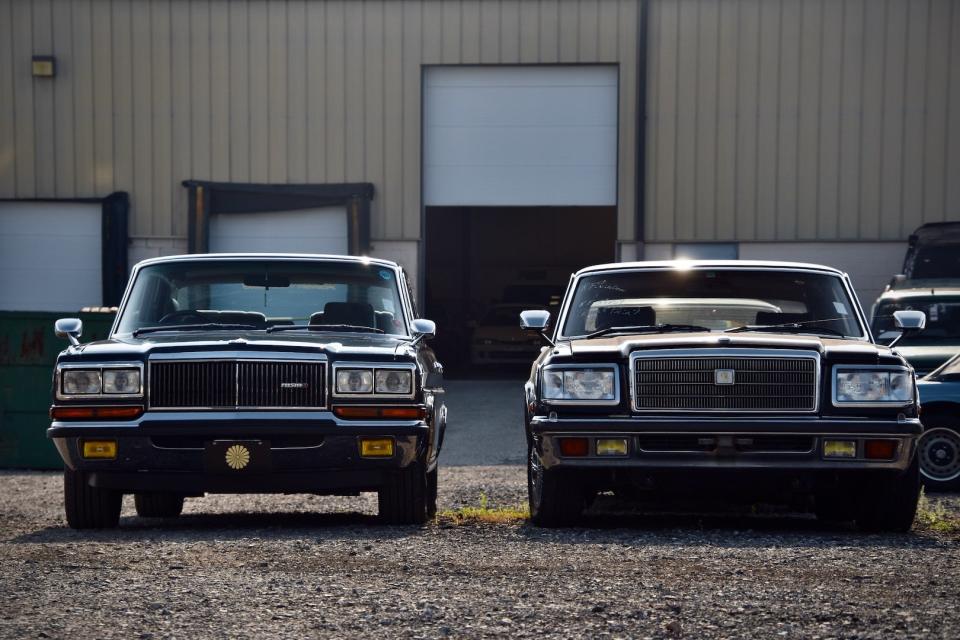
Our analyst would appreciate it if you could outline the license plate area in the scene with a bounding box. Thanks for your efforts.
[204,440,272,473]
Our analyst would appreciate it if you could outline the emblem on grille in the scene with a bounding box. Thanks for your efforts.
[714,369,736,385]
[225,444,251,470]
[280,382,308,389]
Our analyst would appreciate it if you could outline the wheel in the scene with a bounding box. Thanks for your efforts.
[426,466,439,519]
[378,461,429,525]
[134,492,185,518]
[528,443,584,527]
[63,469,122,529]
[917,425,960,491]
[855,455,921,533]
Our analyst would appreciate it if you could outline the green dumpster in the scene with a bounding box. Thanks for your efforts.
[0,311,116,469]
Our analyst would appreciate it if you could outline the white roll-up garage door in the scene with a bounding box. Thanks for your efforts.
[209,207,349,255]
[424,65,618,207]
[0,202,102,312]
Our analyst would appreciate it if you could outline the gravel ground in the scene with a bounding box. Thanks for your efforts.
[1,468,958,639]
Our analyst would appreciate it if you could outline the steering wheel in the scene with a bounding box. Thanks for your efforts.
[158,310,208,325]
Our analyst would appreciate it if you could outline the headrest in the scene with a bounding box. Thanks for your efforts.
[755,312,809,326]
[320,302,376,328]
[594,305,655,331]
[202,310,267,329]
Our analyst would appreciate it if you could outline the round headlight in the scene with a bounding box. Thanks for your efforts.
[336,369,374,394]
[375,370,412,394]
[103,369,141,394]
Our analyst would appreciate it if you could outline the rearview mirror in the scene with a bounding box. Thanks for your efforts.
[520,310,554,347]
[887,310,926,348]
[54,318,83,346]
[411,318,436,344]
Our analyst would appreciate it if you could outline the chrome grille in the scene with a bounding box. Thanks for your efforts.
[149,360,326,409]
[632,352,818,412]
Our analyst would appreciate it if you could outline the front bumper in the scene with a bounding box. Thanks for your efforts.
[530,416,921,472]
[48,410,438,494]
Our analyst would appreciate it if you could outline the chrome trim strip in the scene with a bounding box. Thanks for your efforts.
[629,348,821,414]
[331,362,418,399]
[540,363,621,406]
[830,364,914,408]
[55,362,145,401]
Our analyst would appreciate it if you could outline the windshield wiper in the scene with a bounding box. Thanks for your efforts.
[725,323,847,337]
[585,324,713,339]
[266,324,384,334]
[133,323,260,337]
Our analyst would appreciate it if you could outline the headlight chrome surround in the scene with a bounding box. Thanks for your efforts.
[831,365,914,407]
[56,363,144,400]
[541,364,620,405]
[333,363,417,399]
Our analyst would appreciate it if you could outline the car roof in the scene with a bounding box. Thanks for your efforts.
[879,285,960,299]
[574,260,846,277]
[133,253,401,270]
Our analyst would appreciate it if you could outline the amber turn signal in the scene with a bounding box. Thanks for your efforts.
[82,440,117,460]
[359,438,395,458]
[50,406,143,420]
[558,437,589,457]
[864,439,898,460]
[334,406,425,420]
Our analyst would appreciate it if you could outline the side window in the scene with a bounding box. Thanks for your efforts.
[402,269,419,318]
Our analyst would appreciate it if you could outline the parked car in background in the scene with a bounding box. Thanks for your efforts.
[872,282,960,375]
[917,354,960,491]
[521,260,925,532]
[897,222,960,282]
[470,303,547,365]
[48,254,446,528]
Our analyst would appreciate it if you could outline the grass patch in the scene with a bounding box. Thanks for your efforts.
[437,492,530,526]
[915,489,960,534]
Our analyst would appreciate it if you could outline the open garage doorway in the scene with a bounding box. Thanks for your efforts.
[425,206,616,375]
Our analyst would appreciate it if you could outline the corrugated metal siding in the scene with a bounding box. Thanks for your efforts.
[647,0,960,243]
[0,0,638,243]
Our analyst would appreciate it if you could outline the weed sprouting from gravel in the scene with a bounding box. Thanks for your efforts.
[437,491,530,525]
[916,489,960,534]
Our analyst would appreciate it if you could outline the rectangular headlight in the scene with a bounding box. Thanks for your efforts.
[834,368,913,405]
[375,369,412,395]
[103,368,141,394]
[543,366,617,402]
[336,369,374,394]
[62,369,102,395]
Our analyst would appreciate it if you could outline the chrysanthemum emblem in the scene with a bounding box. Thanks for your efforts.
[225,444,251,470]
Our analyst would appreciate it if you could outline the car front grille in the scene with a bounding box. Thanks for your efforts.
[149,360,326,409]
[632,352,818,412]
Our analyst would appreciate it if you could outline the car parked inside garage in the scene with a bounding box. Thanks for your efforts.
[48,254,446,528]
[521,260,925,531]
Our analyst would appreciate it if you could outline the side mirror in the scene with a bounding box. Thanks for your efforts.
[887,310,926,347]
[410,318,436,345]
[55,318,83,346]
[520,310,554,346]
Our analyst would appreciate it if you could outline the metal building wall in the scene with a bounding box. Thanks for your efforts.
[0,0,640,249]
[646,0,960,244]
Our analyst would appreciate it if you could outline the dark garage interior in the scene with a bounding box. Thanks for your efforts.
[424,206,617,374]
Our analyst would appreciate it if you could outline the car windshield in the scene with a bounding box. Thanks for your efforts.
[560,268,865,339]
[114,260,408,336]
[872,296,960,345]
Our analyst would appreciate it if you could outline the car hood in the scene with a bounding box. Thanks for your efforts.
[61,330,417,360]
[894,344,960,375]
[557,332,895,361]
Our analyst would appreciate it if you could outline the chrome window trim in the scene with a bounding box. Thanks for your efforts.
[553,265,871,342]
[540,363,621,406]
[55,362,145,401]
[629,348,821,414]
[331,362,418,399]
[147,358,329,411]
[830,364,914,408]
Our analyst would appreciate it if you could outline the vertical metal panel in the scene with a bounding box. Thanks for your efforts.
[364,0,385,237]
[382,0,403,238]
[617,0,637,240]
[110,0,134,211]
[267,0,287,182]
[171,0,192,235]
[0,0,15,195]
[228,0,251,183]
[305,0,327,182]
[324,0,345,183]
[947,3,960,218]
[51,0,76,196]
[248,0,270,182]
[210,0,232,182]
[90,0,114,195]
[401,0,421,238]
[646,0,959,243]
[71,0,95,197]
[130,0,153,236]
[150,0,172,234]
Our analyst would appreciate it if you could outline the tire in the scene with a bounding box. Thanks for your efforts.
[917,424,960,492]
[378,461,429,525]
[528,443,584,527]
[426,466,439,519]
[855,455,921,533]
[134,492,185,518]
[63,469,122,529]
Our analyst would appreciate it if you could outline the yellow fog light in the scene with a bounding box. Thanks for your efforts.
[82,440,117,460]
[823,440,857,459]
[596,438,629,456]
[359,438,395,458]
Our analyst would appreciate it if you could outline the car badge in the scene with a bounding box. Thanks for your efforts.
[714,369,736,385]
[225,444,251,470]
[280,382,308,390]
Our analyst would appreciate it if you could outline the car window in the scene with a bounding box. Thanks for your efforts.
[872,297,960,345]
[560,269,864,338]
